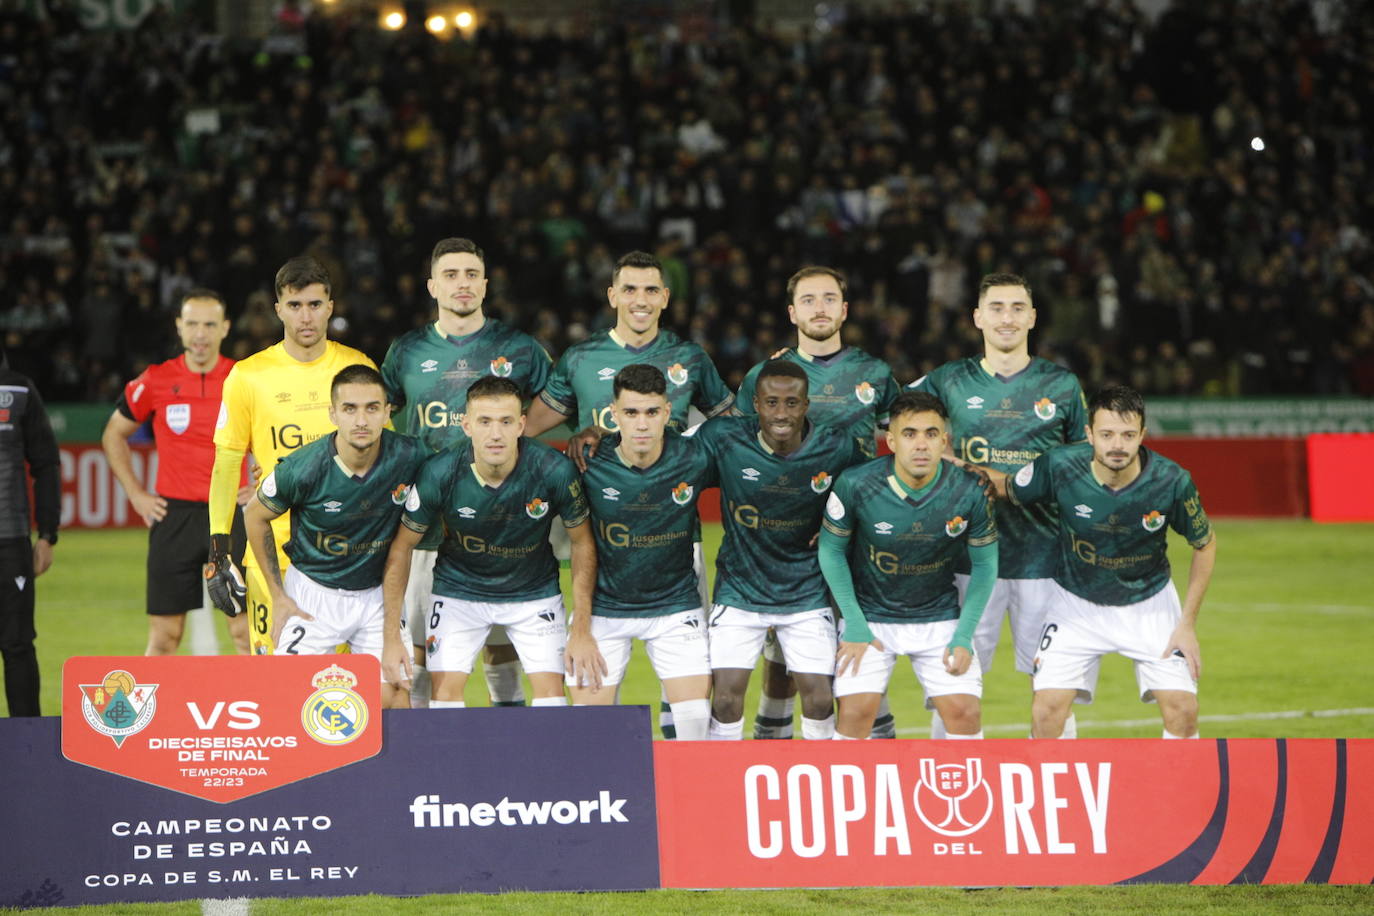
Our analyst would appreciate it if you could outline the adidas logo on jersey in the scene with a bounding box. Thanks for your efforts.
[323,500,343,513]
[966,396,985,409]
[458,506,476,519]
[741,467,761,481]
[1074,504,1093,518]
[597,367,616,381]
[420,360,439,373]
[874,521,894,535]
[601,487,620,501]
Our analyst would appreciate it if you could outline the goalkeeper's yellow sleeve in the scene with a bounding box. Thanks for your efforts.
[209,447,246,535]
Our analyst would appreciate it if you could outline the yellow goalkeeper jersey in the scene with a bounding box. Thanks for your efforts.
[212,340,375,561]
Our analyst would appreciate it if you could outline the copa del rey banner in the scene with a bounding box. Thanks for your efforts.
[62,656,382,802]
[654,739,1374,887]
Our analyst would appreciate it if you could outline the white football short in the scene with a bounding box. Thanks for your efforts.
[708,604,837,675]
[955,574,1058,675]
[1032,581,1197,704]
[426,593,567,676]
[275,567,401,680]
[568,609,710,688]
[834,618,983,706]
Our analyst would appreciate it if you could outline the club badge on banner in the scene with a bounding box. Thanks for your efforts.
[654,739,1374,887]
[62,656,382,802]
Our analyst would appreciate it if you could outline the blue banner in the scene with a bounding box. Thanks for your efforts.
[1,708,659,907]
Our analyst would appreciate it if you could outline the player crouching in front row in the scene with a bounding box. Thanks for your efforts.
[381,376,595,710]
[820,391,998,739]
[568,364,715,739]
[243,365,427,708]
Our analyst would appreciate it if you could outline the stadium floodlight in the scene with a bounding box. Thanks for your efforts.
[426,14,448,33]
[454,10,475,29]
[381,9,405,30]
[1251,136,1266,152]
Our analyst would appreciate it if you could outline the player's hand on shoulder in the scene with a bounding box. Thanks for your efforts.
[566,425,608,473]
[943,645,973,676]
[204,534,247,617]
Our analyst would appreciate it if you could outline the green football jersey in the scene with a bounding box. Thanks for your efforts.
[380,319,552,448]
[821,457,997,624]
[694,415,865,614]
[911,356,1087,578]
[737,346,900,458]
[538,328,734,432]
[401,436,589,602]
[257,429,427,591]
[381,318,552,550]
[1009,443,1212,606]
[582,430,716,617]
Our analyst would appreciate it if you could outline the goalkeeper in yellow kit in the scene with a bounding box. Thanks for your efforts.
[204,256,374,653]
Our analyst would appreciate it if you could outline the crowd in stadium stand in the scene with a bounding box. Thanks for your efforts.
[2,0,1372,403]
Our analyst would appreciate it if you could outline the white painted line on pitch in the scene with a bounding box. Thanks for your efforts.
[899,707,1374,736]
[1208,601,1373,614]
[190,583,218,655]
[201,898,250,916]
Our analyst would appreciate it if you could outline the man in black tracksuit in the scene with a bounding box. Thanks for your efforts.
[0,348,60,716]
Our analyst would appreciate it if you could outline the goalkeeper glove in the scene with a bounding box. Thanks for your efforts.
[204,533,246,617]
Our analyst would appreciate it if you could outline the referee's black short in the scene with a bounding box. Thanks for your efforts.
[147,499,246,615]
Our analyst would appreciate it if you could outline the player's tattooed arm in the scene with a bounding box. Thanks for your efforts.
[242,496,311,645]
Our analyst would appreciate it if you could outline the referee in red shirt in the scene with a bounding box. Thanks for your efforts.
[102,289,249,655]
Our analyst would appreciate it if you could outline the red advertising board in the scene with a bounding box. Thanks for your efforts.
[1307,433,1374,522]
[62,656,382,803]
[60,443,158,529]
[654,739,1373,887]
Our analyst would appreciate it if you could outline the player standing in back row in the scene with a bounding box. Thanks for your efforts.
[910,272,1087,738]
[381,238,553,708]
[206,257,375,653]
[737,266,901,740]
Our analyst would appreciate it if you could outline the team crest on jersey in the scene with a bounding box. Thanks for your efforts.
[854,381,876,405]
[301,664,369,746]
[80,669,158,748]
[526,497,549,519]
[667,363,689,387]
[1142,510,1166,532]
[166,403,191,434]
[671,482,694,505]
[489,356,513,377]
[1034,397,1056,420]
[390,484,410,505]
[426,635,439,656]
[945,516,968,537]
[811,471,833,493]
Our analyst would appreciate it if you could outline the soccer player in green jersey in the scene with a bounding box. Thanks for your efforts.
[742,266,903,740]
[380,376,595,709]
[381,238,555,709]
[528,250,732,737]
[911,272,1089,739]
[525,251,734,439]
[996,386,1216,739]
[243,365,426,709]
[819,391,999,740]
[696,359,866,740]
[571,364,715,739]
